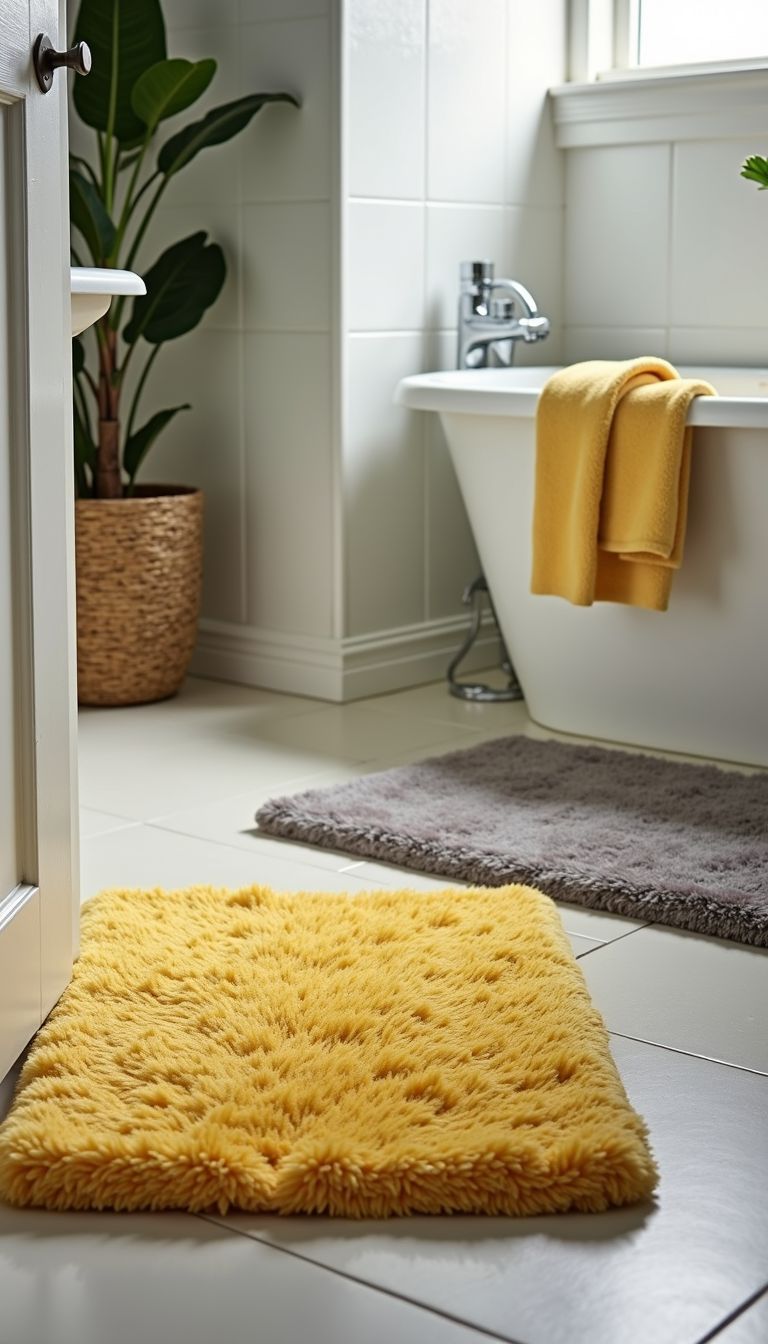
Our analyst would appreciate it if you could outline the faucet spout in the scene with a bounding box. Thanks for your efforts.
[488,277,539,319]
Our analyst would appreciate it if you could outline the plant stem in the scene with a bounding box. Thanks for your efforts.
[102,8,121,213]
[124,343,162,455]
[110,141,153,266]
[95,319,122,499]
[73,374,92,436]
[110,174,169,331]
[80,364,100,402]
[97,132,107,192]
[125,176,168,272]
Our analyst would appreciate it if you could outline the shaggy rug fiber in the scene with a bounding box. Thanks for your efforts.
[0,883,656,1217]
[256,736,768,948]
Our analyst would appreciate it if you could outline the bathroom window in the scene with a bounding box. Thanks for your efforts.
[569,0,768,81]
[630,0,768,71]
[557,0,768,144]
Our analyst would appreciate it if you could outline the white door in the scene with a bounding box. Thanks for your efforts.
[0,0,79,1079]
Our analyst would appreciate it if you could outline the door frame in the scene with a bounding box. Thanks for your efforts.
[0,0,79,1075]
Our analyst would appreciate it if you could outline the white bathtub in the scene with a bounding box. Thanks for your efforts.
[397,366,768,767]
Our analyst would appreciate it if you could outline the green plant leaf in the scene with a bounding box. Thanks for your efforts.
[69,153,99,187]
[123,405,190,483]
[118,149,143,171]
[123,232,226,345]
[157,92,298,177]
[72,336,86,376]
[72,0,167,144]
[70,168,116,261]
[131,58,216,133]
[741,154,768,189]
[72,397,96,498]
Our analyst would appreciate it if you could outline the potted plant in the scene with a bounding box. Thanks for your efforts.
[741,154,768,191]
[70,0,297,705]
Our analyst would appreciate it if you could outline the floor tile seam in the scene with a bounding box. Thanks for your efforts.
[80,802,143,822]
[80,820,142,840]
[573,924,652,955]
[607,1030,768,1078]
[695,1282,768,1344]
[139,821,390,879]
[361,703,513,734]
[138,777,360,829]
[193,1213,523,1344]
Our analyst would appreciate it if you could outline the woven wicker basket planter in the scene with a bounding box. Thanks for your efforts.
[75,486,203,707]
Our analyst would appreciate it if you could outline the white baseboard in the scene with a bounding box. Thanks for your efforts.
[190,614,500,702]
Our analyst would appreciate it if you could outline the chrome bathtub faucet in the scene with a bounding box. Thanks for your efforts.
[457,260,550,369]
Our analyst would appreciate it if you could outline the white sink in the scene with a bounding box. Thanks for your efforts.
[70,266,146,337]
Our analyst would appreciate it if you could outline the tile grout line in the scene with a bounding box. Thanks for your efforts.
[574,924,652,956]
[607,1030,768,1079]
[194,1212,524,1344]
[137,820,387,879]
[694,1283,768,1344]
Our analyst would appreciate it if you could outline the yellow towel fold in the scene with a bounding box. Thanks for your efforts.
[531,359,715,612]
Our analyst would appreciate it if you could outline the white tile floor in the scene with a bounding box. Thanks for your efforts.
[2,675,767,1344]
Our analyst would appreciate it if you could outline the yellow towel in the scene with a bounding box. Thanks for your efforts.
[531,359,715,612]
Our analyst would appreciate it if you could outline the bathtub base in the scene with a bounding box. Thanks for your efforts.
[441,413,768,768]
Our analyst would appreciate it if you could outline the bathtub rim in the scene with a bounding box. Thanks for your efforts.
[396,366,768,429]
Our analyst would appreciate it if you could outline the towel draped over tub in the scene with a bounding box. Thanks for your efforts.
[531,358,716,612]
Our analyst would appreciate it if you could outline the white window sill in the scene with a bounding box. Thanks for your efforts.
[550,66,768,148]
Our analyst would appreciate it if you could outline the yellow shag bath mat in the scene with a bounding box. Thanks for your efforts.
[0,884,657,1217]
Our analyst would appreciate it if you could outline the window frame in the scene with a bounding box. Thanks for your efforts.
[556,0,768,148]
[569,0,768,83]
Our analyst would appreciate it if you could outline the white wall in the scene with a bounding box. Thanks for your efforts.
[145,0,338,654]
[563,136,768,364]
[98,0,565,698]
[343,0,566,643]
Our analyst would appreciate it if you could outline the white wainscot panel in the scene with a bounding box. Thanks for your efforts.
[564,144,671,328]
[671,139,768,330]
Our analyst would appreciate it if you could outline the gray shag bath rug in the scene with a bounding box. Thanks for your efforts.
[256,735,768,947]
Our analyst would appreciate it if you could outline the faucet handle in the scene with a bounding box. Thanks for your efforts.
[460,259,494,288]
[489,297,515,320]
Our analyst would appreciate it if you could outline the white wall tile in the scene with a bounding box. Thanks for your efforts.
[427,0,507,204]
[427,329,459,372]
[506,0,566,207]
[142,202,241,331]
[503,204,564,363]
[134,330,245,625]
[244,334,334,636]
[425,204,506,330]
[157,27,243,207]
[242,202,331,331]
[347,0,426,200]
[671,139,768,329]
[166,0,238,29]
[564,326,668,362]
[239,18,331,202]
[564,144,671,328]
[345,336,427,634]
[346,202,425,331]
[426,415,481,618]
[668,327,768,367]
[239,0,328,18]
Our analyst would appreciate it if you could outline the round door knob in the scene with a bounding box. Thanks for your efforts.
[33,34,92,94]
